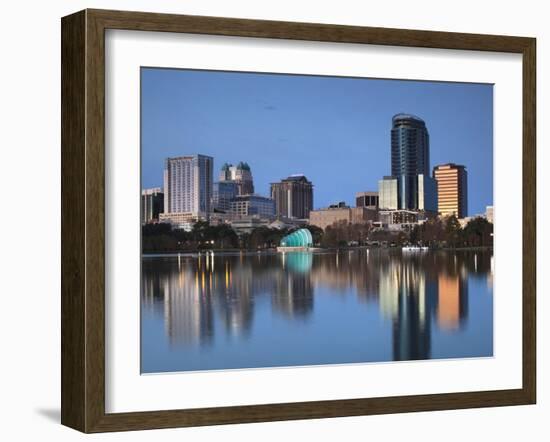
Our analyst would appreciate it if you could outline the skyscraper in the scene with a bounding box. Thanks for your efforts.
[271,174,313,219]
[390,113,437,211]
[163,154,213,217]
[433,163,468,218]
[141,187,164,224]
[212,181,239,212]
[219,162,254,195]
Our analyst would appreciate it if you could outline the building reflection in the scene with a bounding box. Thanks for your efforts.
[215,258,255,338]
[273,252,314,319]
[142,249,487,360]
[437,273,468,330]
[377,255,436,360]
[163,267,214,346]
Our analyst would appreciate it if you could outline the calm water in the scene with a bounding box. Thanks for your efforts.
[141,249,493,373]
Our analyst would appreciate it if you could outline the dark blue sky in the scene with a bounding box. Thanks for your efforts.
[141,68,493,216]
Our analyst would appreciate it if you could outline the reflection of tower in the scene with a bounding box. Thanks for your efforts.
[162,266,214,347]
[379,259,400,319]
[217,256,255,337]
[437,273,469,330]
[379,257,437,361]
[141,262,165,318]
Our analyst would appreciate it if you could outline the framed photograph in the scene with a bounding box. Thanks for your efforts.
[61,9,536,433]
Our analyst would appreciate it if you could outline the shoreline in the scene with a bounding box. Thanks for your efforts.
[142,245,493,257]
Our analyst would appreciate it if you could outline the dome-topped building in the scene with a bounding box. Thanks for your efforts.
[218,161,254,195]
[237,161,251,172]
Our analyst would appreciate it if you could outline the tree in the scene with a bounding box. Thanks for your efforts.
[212,223,239,249]
[321,225,339,248]
[248,227,269,249]
[417,218,445,246]
[409,224,420,245]
[318,221,372,247]
[191,220,211,244]
[444,215,462,248]
[142,222,172,237]
[462,217,493,247]
[306,225,324,246]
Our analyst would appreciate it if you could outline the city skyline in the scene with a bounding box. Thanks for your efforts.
[141,68,493,215]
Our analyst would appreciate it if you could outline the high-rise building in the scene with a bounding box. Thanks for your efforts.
[270,174,314,219]
[378,176,398,210]
[163,154,213,217]
[391,113,437,211]
[356,191,379,209]
[141,187,164,224]
[433,163,468,218]
[219,162,254,195]
[417,174,438,212]
[212,181,239,212]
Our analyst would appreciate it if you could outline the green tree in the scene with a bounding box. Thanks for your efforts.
[419,218,445,246]
[444,215,462,248]
[462,217,493,247]
[191,220,212,246]
[306,225,324,246]
[321,225,339,248]
[212,224,239,249]
[142,222,172,237]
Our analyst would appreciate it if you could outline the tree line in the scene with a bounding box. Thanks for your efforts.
[143,221,304,252]
[142,215,492,253]
[316,215,493,248]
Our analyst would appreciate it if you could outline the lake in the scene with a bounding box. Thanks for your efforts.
[141,249,493,373]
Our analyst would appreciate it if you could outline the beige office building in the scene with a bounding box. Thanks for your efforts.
[309,206,377,230]
[433,163,468,218]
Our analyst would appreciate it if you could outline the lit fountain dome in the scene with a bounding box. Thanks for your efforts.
[280,229,313,247]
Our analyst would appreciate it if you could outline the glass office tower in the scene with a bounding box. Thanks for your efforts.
[391,113,432,211]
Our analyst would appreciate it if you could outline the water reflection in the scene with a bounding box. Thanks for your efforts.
[141,250,493,373]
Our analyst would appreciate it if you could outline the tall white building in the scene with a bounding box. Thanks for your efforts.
[163,154,213,218]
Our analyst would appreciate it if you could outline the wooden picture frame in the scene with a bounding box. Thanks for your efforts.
[61,8,536,433]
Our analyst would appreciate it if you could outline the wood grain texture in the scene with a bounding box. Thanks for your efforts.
[61,8,537,433]
[61,10,86,431]
[522,38,536,403]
